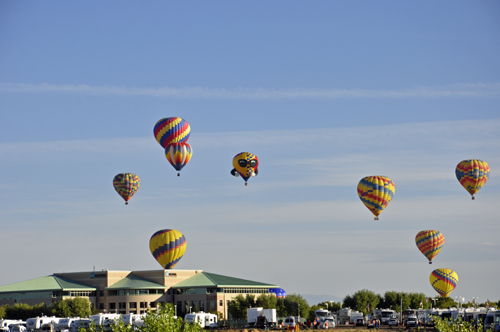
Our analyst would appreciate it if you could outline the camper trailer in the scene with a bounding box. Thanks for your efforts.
[184,312,218,329]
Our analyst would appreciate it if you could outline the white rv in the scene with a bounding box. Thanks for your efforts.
[184,312,218,329]
[89,314,120,327]
[26,317,61,331]
[1,321,25,330]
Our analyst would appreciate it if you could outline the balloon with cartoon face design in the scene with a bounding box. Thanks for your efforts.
[231,152,259,186]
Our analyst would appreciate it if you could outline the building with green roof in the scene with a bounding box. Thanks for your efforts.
[0,269,279,319]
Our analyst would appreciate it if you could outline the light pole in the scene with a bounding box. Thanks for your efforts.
[454,296,460,309]
[174,304,177,317]
[189,306,192,313]
[326,303,329,311]
[472,297,479,308]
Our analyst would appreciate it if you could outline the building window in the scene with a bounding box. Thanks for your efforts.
[109,303,116,310]
[199,300,204,311]
[119,302,126,309]
[140,302,147,308]
[210,300,215,310]
[129,302,137,309]
[99,303,104,310]
[150,302,157,308]
[219,300,223,307]
[99,291,104,297]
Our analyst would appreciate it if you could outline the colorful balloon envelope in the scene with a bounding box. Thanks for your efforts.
[113,173,140,205]
[357,176,395,220]
[165,142,192,176]
[149,229,187,269]
[415,230,445,264]
[269,288,287,298]
[154,117,190,149]
[455,159,490,200]
[231,152,259,186]
[430,268,458,297]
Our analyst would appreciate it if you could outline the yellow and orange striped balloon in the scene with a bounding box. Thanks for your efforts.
[455,159,490,199]
[357,176,395,220]
[149,229,187,269]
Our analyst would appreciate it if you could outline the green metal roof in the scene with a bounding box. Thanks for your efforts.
[106,273,167,290]
[172,272,278,289]
[0,275,96,293]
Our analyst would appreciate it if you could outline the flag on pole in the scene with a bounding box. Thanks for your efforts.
[420,302,423,307]
[426,298,429,303]
[368,304,370,311]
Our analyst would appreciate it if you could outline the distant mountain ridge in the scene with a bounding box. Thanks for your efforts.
[302,294,343,306]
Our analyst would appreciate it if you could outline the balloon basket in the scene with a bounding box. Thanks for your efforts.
[374,217,379,220]
[429,262,432,264]
[245,182,248,186]
[472,196,475,200]
[177,172,181,177]
[125,202,128,205]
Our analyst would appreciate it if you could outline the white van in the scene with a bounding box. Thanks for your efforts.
[284,316,299,328]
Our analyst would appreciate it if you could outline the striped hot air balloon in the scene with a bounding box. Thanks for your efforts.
[269,288,287,298]
[357,176,395,220]
[415,230,445,264]
[455,159,490,200]
[153,117,190,149]
[113,173,140,205]
[149,229,187,269]
[165,142,192,176]
[430,268,458,297]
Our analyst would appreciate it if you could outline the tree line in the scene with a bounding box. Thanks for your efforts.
[228,290,500,321]
[0,297,98,320]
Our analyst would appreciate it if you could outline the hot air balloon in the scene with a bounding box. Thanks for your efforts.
[165,142,192,176]
[455,159,490,200]
[231,152,259,186]
[357,176,395,220]
[415,230,445,264]
[153,117,190,149]
[430,268,458,297]
[269,288,287,298]
[113,173,140,205]
[149,229,187,269]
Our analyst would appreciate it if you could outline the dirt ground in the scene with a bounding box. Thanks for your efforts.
[212,326,434,332]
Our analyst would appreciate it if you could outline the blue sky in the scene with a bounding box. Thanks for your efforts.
[1,1,499,304]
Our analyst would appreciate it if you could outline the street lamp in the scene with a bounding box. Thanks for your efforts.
[326,303,329,310]
[189,306,192,313]
[472,297,479,308]
[454,296,460,309]
[174,304,177,317]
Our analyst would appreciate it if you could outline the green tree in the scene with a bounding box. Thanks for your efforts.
[276,298,287,317]
[407,293,430,310]
[5,303,46,320]
[343,289,380,316]
[435,296,456,309]
[256,294,278,309]
[227,295,247,319]
[283,294,310,319]
[0,305,6,319]
[50,297,94,317]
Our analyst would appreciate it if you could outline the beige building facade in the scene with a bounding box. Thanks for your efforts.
[0,269,279,319]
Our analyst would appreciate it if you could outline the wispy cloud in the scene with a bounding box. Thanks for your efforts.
[1,82,499,99]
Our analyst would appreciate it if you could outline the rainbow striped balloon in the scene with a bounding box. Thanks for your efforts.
[153,117,190,149]
[455,159,490,200]
[165,142,192,176]
[149,229,187,269]
[113,173,140,205]
[430,268,458,297]
[357,176,395,220]
[415,230,445,264]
